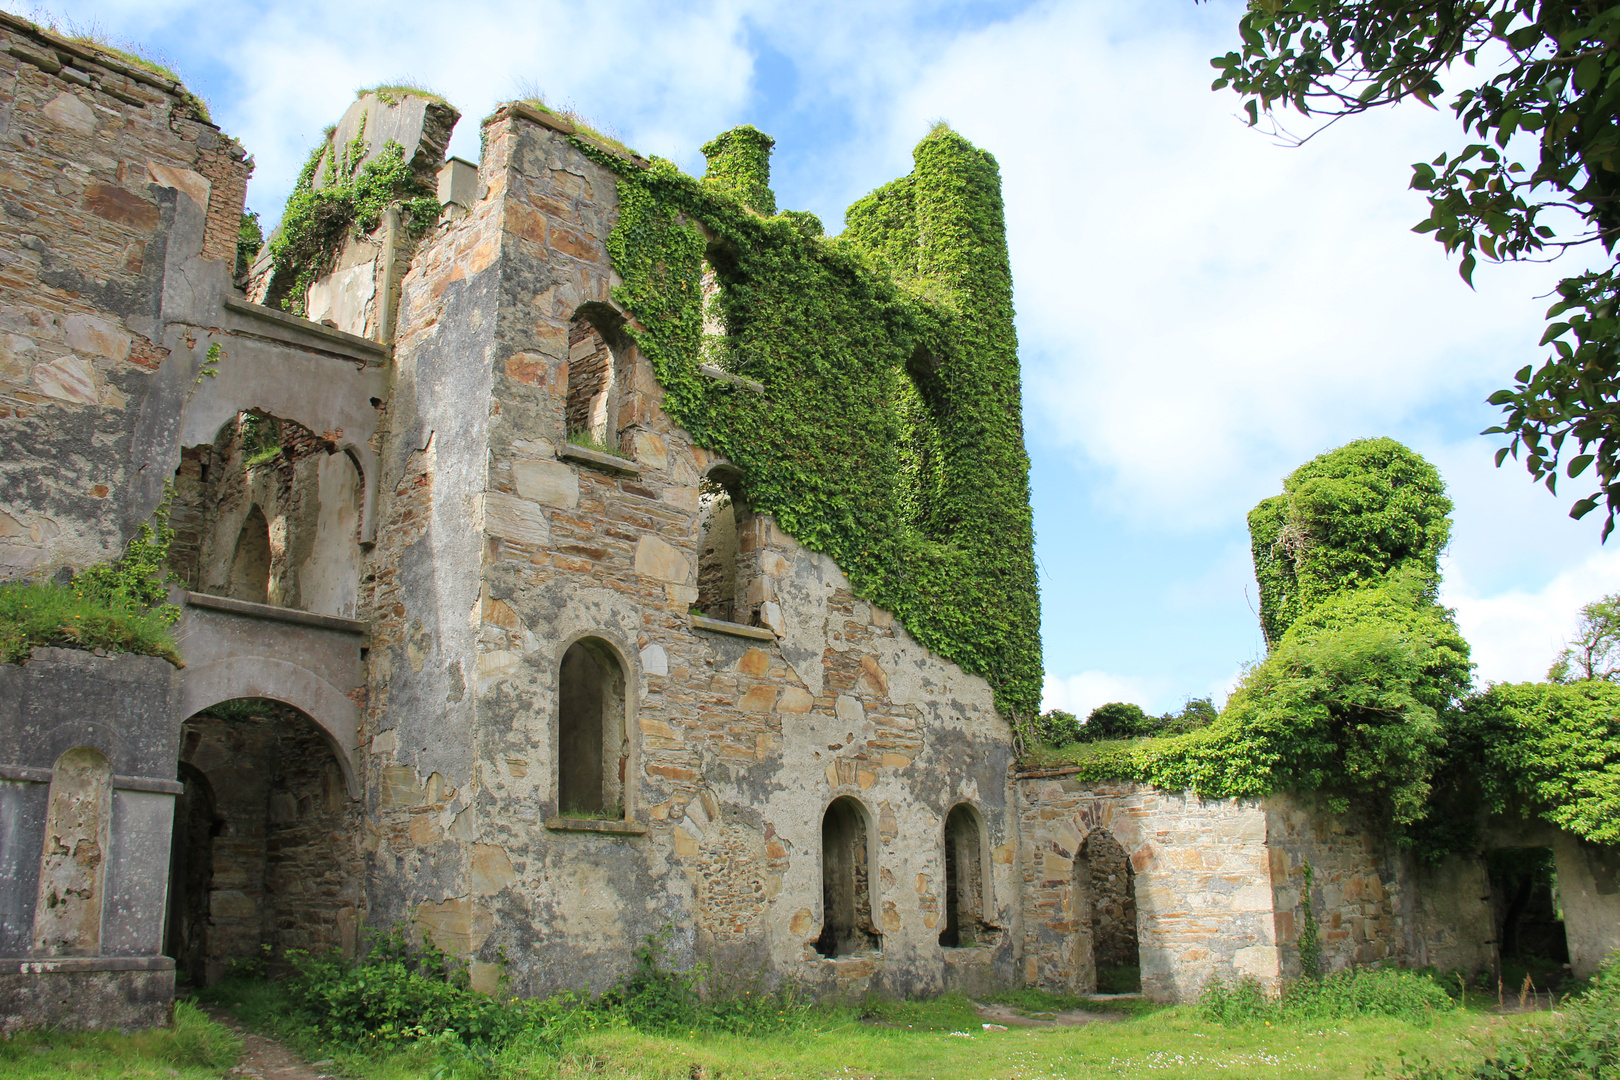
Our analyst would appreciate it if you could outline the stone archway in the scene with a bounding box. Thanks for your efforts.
[170,699,361,983]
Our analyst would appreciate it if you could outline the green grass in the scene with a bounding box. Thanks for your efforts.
[566,428,633,460]
[0,1001,238,1078]
[170,977,1536,1080]
[509,91,641,159]
[355,82,453,108]
[0,581,181,666]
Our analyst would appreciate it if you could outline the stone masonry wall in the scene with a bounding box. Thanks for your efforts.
[1015,775,1279,1002]
[0,13,251,577]
[358,109,1020,1001]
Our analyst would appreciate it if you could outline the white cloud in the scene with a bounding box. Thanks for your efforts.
[1041,670,1162,717]
[1444,548,1620,686]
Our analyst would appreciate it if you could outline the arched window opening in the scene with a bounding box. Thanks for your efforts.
[227,505,271,604]
[164,763,217,986]
[183,411,363,616]
[558,640,627,819]
[900,350,949,541]
[696,471,761,626]
[32,747,112,957]
[1083,828,1141,993]
[566,318,618,452]
[171,698,361,983]
[940,804,987,947]
[815,796,881,958]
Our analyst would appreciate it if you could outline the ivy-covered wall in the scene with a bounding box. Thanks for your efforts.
[575,125,1041,717]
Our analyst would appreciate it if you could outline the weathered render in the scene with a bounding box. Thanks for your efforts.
[0,9,1616,1032]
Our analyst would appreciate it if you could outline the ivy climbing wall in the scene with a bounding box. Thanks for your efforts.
[576,123,1042,719]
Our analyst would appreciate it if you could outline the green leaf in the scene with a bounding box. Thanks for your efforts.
[1569,454,1596,478]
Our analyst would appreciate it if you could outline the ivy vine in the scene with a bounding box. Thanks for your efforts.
[572,124,1042,718]
[266,118,440,316]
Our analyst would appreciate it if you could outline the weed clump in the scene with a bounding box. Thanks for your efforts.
[1200,968,1456,1027]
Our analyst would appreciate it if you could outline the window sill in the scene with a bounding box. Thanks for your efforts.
[698,363,765,394]
[689,614,775,641]
[544,816,647,835]
[560,443,640,477]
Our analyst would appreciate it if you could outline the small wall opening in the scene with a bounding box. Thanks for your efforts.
[171,699,361,983]
[1083,828,1140,993]
[557,640,627,819]
[696,470,761,625]
[164,762,217,986]
[815,796,880,958]
[940,803,987,947]
[32,747,112,958]
[566,317,618,451]
[227,505,271,604]
[1487,846,1570,988]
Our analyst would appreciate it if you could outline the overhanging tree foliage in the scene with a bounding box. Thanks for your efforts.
[1206,0,1620,538]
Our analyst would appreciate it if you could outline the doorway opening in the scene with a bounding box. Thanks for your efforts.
[815,796,881,958]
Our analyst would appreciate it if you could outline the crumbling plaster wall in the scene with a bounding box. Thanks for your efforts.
[360,109,1019,999]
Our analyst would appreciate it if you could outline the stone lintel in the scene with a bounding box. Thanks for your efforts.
[223,295,391,364]
[185,591,368,635]
[689,614,775,641]
[698,364,765,394]
[0,956,174,974]
[543,816,648,836]
[559,442,641,477]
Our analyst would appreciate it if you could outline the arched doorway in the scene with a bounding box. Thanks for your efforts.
[1078,828,1140,993]
[557,639,628,819]
[167,699,360,982]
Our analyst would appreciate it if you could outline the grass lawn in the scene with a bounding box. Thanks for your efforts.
[7,982,1538,1080]
[0,1001,239,1079]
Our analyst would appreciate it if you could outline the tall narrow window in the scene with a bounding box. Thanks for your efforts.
[566,318,617,451]
[815,796,880,958]
[32,747,112,957]
[227,505,271,604]
[940,804,986,947]
[557,640,626,819]
[696,470,761,626]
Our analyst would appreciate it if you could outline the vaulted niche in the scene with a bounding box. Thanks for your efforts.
[33,747,112,958]
[227,505,271,604]
[815,796,881,958]
[557,639,627,819]
[939,803,988,947]
[696,468,762,626]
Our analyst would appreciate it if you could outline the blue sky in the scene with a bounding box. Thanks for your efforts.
[21,0,1617,713]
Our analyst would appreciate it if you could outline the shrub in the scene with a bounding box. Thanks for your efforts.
[1399,954,1620,1078]
[286,928,522,1047]
[0,491,182,666]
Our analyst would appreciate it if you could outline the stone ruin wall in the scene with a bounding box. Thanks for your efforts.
[355,107,1022,999]
[0,12,253,578]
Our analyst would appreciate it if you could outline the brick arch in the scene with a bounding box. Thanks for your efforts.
[178,658,358,798]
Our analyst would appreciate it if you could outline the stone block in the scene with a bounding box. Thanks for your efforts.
[634,535,689,583]
[484,492,550,546]
[512,459,579,508]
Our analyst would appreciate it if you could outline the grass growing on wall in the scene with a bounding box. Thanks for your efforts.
[0,492,182,666]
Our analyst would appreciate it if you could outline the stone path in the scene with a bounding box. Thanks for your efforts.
[201,1006,335,1080]
[970,999,1132,1028]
